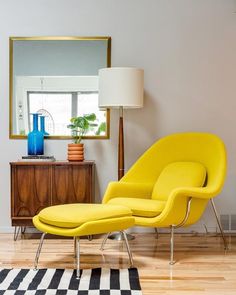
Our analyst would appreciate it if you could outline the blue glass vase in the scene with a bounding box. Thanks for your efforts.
[40,115,49,136]
[27,113,44,155]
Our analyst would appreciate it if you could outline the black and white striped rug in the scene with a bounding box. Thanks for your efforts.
[0,268,142,294]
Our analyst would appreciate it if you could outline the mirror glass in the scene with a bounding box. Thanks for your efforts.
[10,37,111,139]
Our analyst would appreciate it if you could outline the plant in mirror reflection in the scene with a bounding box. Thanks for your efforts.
[96,122,106,135]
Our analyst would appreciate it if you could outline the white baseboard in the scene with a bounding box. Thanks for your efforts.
[128,225,217,234]
[0,225,225,234]
[0,226,38,234]
[0,227,15,233]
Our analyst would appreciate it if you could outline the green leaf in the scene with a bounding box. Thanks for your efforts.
[83,119,90,130]
[67,124,75,129]
[84,113,96,121]
[73,117,83,126]
[70,117,76,123]
[96,122,106,135]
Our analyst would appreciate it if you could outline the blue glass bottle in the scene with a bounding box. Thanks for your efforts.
[40,115,49,136]
[27,113,44,155]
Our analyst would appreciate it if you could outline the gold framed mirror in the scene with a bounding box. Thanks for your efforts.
[9,36,111,139]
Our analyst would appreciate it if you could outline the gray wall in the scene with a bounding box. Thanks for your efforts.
[0,0,235,232]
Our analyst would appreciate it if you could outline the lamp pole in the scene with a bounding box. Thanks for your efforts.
[118,106,124,180]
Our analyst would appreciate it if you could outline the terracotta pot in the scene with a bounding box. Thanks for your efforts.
[67,143,84,161]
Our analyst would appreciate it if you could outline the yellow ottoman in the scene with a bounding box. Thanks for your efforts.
[33,203,135,278]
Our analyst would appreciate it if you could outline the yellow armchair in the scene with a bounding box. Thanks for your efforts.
[103,132,227,264]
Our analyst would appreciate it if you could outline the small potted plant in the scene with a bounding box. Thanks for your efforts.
[67,113,97,161]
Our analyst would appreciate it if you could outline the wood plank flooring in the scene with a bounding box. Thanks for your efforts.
[0,233,235,294]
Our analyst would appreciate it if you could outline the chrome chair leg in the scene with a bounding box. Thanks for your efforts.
[100,232,111,251]
[155,227,159,239]
[14,226,21,241]
[203,223,209,235]
[75,237,81,279]
[169,197,192,265]
[121,231,134,267]
[34,232,46,270]
[74,237,77,258]
[210,199,228,250]
[108,232,135,241]
[169,226,175,265]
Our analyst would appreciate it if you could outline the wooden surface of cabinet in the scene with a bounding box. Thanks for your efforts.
[10,161,95,226]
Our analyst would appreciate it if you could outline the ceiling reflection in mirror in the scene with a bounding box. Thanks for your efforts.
[10,37,111,139]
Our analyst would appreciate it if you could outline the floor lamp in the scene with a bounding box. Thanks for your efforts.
[98,67,144,240]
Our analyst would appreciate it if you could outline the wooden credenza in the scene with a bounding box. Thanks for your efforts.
[10,161,95,227]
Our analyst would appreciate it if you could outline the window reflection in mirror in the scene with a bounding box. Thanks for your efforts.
[27,91,105,137]
[28,92,72,136]
[17,76,106,136]
[10,37,111,139]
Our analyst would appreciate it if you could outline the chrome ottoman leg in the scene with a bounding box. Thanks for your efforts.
[75,237,81,279]
[170,225,175,265]
[121,230,134,267]
[100,232,111,251]
[34,232,46,270]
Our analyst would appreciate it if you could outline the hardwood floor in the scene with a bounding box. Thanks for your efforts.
[0,232,235,294]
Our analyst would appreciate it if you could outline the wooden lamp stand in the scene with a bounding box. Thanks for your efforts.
[118,107,125,180]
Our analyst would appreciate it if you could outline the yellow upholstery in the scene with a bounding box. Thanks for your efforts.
[103,132,227,228]
[108,198,166,217]
[38,203,132,228]
[152,162,206,201]
[33,204,135,237]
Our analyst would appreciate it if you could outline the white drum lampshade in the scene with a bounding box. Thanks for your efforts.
[98,67,144,108]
